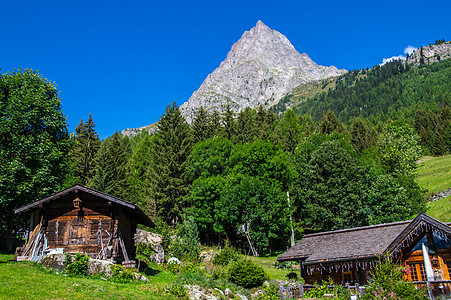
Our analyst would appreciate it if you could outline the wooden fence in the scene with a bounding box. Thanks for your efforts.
[279,283,364,299]
[279,281,451,299]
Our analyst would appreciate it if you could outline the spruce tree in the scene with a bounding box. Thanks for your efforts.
[222,102,236,140]
[149,102,192,224]
[71,114,100,185]
[91,131,130,200]
[191,106,212,144]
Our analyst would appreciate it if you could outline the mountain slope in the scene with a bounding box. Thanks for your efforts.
[179,20,345,123]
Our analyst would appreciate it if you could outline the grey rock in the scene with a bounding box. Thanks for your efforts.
[38,253,66,271]
[134,229,165,264]
[88,258,114,277]
[180,20,346,123]
[408,42,451,66]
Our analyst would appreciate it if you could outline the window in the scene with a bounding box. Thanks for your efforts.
[342,271,352,283]
[408,263,426,281]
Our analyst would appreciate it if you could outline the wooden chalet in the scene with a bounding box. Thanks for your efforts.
[14,184,154,263]
[278,213,451,292]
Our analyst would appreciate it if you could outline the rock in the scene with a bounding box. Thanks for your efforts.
[38,253,66,271]
[408,42,451,66]
[199,250,218,263]
[87,259,114,277]
[180,20,346,123]
[134,229,165,264]
[135,273,149,282]
[186,285,219,300]
[224,288,233,297]
[237,293,248,300]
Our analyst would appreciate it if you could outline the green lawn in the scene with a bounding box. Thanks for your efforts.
[0,254,175,300]
[417,155,451,197]
[245,253,293,281]
[427,195,451,223]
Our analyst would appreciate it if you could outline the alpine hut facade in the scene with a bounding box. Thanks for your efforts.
[14,184,154,263]
[278,213,451,290]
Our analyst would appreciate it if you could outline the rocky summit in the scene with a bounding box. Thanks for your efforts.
[180,20,346,123]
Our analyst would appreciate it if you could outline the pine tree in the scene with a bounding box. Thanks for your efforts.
[149,102,192,224]
[234,107,256,144]
[222,102,236,141]
[350,117,372,154]
[71,114,100,185]
[91,131,130,200]
[320,110,348,136]
[191,106,212,144]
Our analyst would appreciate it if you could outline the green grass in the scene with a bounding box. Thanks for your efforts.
[417,155,451,222]
[417,155,451,197]
[244,253,293,281]
[427,195,451,223]
[0,254,176,300]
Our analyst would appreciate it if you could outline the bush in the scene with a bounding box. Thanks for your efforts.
[286,271,298,281]
[110,264,136,282]
[212,241,239,266]
[255,282,280,300]
[169,217,201,261]
[164,281,188,299]
[64,253,89,276]
[226,259,266,288]
[304,278,351,300]
[361,258,428,300]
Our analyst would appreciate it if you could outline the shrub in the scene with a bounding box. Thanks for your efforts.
[169,217,201,261]
[64,253,89,276]
[110,264,136,282]
[304,277,351,300]
[226,259,266,288]
[361,258,428,300]
[164,281,188,299]
[286,271,298,281]
[255,282,280,300]
[212,241,239,266]
[167,259,181,274]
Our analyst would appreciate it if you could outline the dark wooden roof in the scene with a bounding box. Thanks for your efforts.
[14,184,155,227]
[278,212,451,265]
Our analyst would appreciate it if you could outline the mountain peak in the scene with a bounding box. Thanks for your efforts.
[254,20,270,30]
[179,22,346,123]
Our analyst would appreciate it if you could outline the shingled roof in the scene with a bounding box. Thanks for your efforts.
[278,221,409,264]
[278,212,451,265]
[14,184,155,227]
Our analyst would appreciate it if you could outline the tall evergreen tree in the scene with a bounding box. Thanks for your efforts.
[277,109,302,154]
[320,110,348,136]
[350,117,372,154]
[234,107,256,144]
[91,131,130,200]
[149,102,192,224]
[191,106,212,144]
[222,102,236,140]
[71,114,100,185]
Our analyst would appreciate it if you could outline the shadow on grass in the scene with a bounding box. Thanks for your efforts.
[143,266,161,276]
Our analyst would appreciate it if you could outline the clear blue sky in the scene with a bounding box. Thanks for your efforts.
[1,0,450,139]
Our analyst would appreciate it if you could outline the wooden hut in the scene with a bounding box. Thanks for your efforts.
[278,212,451,290]
[14,184,154,263]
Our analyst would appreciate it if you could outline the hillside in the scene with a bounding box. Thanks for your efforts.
[418,154,451,222]
[274,42,451,123]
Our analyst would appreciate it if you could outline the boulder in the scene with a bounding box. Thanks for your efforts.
[134,229,165,264]
[38,253,66,271]
[87,259,114,277]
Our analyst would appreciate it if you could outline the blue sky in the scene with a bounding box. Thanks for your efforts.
[1,0,450,139]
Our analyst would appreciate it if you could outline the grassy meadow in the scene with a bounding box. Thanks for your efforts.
[0,254,175,300]
[417,154,451,222]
